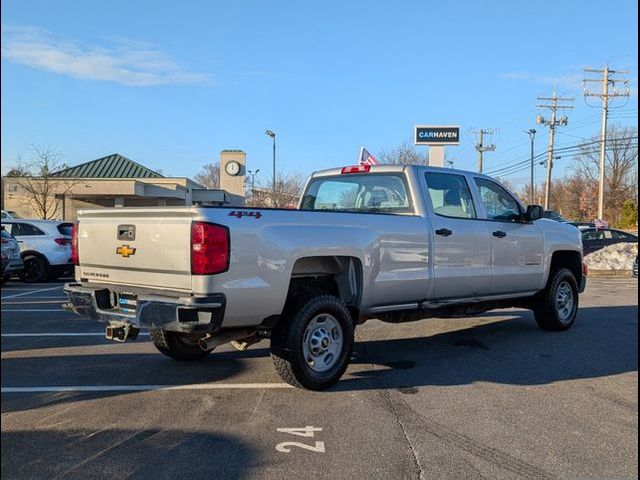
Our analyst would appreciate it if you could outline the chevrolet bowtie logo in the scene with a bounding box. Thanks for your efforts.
[116,245,136,258]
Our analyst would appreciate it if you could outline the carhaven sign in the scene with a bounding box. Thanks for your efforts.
[414,125,460,145]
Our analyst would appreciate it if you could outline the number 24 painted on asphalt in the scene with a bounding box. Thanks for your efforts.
[276,426,325,453]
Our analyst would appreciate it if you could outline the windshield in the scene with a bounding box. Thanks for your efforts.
[300,173,412,213]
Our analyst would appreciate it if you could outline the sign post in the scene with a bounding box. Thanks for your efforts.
[414,125,460,167]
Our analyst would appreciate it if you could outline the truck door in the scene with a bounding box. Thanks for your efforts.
[473,177,544,294]
[423,172,493,299]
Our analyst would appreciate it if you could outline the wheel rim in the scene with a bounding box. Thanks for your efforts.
[302,313,344,373]
[555,281,575,323]
[22,258,43,282]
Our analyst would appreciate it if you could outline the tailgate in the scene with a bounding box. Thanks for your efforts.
[77,209,193,291]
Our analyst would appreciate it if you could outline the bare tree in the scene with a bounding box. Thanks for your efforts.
[570,124,638,225]
[378,141,430,165]
[6,146,77,219]
[251,173,305,208]
[194,162,221,189]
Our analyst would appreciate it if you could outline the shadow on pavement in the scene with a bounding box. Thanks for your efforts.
[1,305,637,406]
[337,305,638,391]
[1,428,258,479]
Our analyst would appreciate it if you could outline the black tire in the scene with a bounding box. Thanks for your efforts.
[270,294,354,390]
[150,329,210,361]
[20,255,47,283]
[533,267,579,331]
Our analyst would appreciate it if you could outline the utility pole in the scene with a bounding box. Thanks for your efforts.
[524,129,537,204]
[536,93,573,209]
[265,130,276,206]
[471,128,496,173]
[583,64,630,220]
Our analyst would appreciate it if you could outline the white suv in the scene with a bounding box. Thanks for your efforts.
[1,219,74,282]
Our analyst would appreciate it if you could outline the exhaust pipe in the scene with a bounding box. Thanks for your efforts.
[198,328,257,351]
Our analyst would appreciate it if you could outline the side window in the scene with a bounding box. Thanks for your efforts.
[582,230,604,241]
[11,223,45,236]
[474,178,522,222]
[424,173,477,219]
[610,230,634,240]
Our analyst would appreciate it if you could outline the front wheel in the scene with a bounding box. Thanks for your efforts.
[20,255,47,283]
[150,330,210,361]
[270,294,354,390]
[533,268,579,331]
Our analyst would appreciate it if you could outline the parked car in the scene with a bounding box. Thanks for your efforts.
[64,164,586,390]
[1,219,74,282]
[633,257,638,278]
[569,221,595,228]
[581,228,639,255]
[543,210,571,223]
[1,227,24,283]
[1,210,20,220]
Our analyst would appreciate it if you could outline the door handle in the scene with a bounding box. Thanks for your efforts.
[492,230,507,238]
[435,228,453,237]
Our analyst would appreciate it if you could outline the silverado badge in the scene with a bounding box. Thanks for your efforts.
[116,245,136,258]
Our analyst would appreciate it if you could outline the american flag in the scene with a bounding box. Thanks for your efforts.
[359,146,379,166]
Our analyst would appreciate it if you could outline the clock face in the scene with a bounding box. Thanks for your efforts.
[225,161,241,176]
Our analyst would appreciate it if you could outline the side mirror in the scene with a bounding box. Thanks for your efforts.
[524,205,544,222]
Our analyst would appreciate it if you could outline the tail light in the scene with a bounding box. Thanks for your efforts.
[1,238,9,244]
[582,262,589,277]
[191,221,229,275]
[71,223,79,265]
[54,238,72,246]
[341,165,371,174]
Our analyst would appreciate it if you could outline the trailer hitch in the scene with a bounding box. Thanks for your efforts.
[105,324,139,342]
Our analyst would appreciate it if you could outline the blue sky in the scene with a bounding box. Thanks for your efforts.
[1,0,637,187]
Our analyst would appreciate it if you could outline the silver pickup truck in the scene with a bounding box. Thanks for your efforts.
[65,164,586,390]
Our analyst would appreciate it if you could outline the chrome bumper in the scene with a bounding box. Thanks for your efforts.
[63,282,226,334]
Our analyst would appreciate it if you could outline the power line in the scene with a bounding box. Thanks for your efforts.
[485,136,638,176]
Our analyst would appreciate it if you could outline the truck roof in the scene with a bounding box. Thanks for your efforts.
[309,163,497,181]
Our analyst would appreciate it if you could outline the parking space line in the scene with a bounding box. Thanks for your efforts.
[1,286,64,300]
[1,309,69,312]
[1,383,293,393]
[2,300,66,305]
[1,332,149,337]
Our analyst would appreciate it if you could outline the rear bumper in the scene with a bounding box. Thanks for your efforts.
[63,282,225,334]
[2,258,24,276]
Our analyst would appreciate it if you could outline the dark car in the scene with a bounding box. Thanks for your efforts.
[633,257,638,278]
[543,210,570,223]
[581,228,638,255]
[1,227,24,283]
[569,221,595,228]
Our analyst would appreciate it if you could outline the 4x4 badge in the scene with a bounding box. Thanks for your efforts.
[116,245,136,258]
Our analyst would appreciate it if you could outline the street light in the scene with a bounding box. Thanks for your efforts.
[247,169,260,197]
[524,129,537,204]
[265,130,276,205]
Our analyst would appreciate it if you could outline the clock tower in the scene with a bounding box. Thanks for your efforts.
[219,149,246,204]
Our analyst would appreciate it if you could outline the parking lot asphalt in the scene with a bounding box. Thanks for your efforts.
[1,278,638,479]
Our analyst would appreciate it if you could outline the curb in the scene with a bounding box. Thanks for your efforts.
[588,270,635,278]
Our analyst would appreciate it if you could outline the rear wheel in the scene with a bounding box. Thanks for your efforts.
[150,329,210,361]
[20,255,47,283]
[270,294,354,390]
[533,267,579,331]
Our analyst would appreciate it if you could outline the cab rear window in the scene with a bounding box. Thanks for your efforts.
[300,174,412,213]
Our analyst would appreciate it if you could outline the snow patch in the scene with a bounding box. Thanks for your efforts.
[584,242,638,271]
